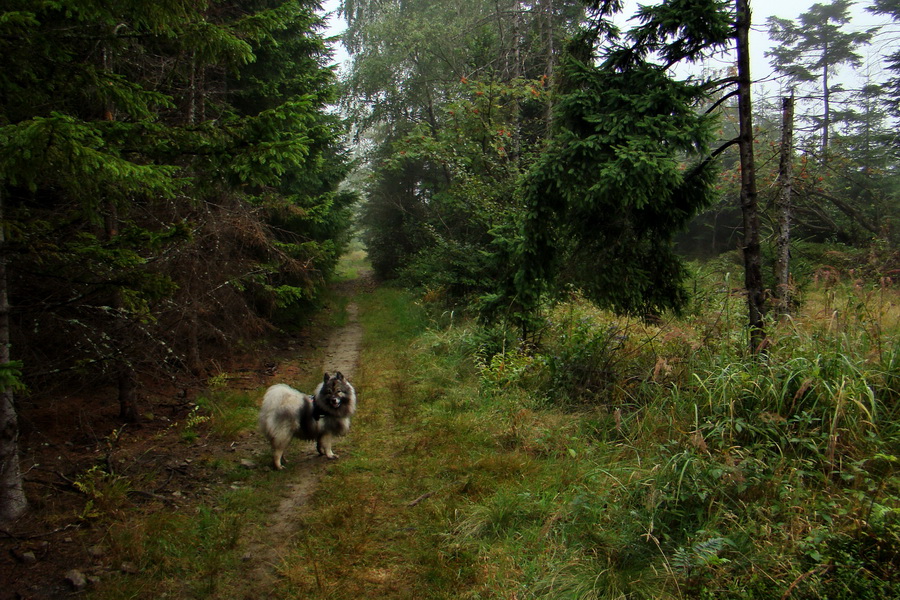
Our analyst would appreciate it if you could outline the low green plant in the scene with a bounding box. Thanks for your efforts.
[73,465,132,520]
[475,343,535,393]
[180,405,211,443]
[433,269,900,598]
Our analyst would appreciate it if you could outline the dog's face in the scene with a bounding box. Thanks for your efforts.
[320,372,353,410]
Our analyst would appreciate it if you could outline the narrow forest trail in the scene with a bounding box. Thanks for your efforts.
[240,277,368,593]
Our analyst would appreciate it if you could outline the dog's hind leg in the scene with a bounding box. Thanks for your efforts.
[272,446,286,470]
[316,434,338,459]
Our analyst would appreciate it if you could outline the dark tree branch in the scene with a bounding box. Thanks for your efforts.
[705,89,741,114]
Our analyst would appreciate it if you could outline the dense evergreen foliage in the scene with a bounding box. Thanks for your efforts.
[347,0,741,332]
[513,0,732,327]
[0,0,354,396]
[871,0,900,119]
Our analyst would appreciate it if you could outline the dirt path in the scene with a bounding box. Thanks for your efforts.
[241,289,365,591]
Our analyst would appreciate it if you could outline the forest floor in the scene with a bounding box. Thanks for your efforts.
[0,267,371,599]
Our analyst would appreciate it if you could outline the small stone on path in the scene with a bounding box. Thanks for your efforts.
[65,569,87,591]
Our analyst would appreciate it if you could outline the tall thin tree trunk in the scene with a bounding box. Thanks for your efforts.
[495,0,510,80]
[736,0,766,353]
[821,43,829,156]
[117,369,138,422]
[188,52,198,126]
[0,189,27,522]
[513,0,523,80]
[100,42,139,422]
[542,0,555,134]
[187,311,202,375]
[105,203,139,423]
[775,94,794,317]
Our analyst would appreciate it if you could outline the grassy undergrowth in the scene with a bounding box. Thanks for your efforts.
[281,265,899,598]
[82,258,899,599]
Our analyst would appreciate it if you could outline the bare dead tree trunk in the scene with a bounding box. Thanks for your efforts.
[0,189,27,522]
[736,0,766,353]
[513,0,524,80]
[495,0,510,80]
[775,94,794,317]
[185,50,208,125]
[117,368,139,422]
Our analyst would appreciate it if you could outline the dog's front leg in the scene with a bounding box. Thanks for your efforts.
[317,433,338,459]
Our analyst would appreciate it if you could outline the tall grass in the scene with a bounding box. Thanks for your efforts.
[395,267,900,599]
[542,275,897,597]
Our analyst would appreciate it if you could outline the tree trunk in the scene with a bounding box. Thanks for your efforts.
[105,202,140,423]
[188,52,198,126]
[187,311,202,375]
[736,0,766,353]
[99,46,140,423]
[117,368,139,422]
[0,190,27,522]
[513,0,524,80]
[542,0,555,133]
[775,94,794,317]
[821,42,829,156]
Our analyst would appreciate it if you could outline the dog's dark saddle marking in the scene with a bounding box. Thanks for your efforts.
[311,401,326,421]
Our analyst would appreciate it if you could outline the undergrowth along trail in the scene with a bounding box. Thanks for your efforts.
[40,252,900,600]
[263,267,900,600]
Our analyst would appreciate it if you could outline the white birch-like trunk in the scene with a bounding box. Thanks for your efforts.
[775,94,794,317]
[0,189,27,522]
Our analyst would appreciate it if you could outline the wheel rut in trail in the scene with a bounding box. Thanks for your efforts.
[242,292,365,591]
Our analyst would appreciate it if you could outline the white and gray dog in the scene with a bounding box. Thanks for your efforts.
[258,372,357,470]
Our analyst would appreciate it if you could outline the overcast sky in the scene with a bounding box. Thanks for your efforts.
[319,0,896,101]
[690,0,891,100]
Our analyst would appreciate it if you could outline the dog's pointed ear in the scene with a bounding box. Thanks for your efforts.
[323,372,330,383]
[335,372,344,380]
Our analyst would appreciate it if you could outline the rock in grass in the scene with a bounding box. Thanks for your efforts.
[65,569,87,591]
[12,549,36,564]
[120,562,140,574]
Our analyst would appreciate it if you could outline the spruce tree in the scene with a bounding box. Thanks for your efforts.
[0,0,352,517]
[514,0,732,329]
[766,0,875,156]
[869,0,900,118]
